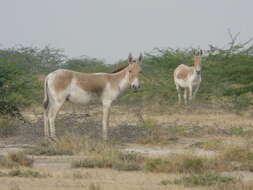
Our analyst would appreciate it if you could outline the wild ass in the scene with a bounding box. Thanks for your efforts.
[174,50,203,104]
[43,53,143,140]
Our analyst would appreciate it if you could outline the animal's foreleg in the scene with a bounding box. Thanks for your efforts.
[184,89,188,105]
[102,101,111,141]
[189,85,193,101]
[193,85,200,100]
[176,84,182,104]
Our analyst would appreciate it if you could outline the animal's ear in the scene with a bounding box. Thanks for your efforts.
[138,53,143,63]
[128,53,133,63]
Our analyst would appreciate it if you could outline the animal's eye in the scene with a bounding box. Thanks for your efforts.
[129,70,132,73]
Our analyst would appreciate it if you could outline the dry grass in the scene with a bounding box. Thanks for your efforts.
[137,119,178,144]
[221,146,253,163]
[72,150,236,174]
[161,173,235,187]
[211,181,253,190]
[88,183,102,190]
[193,138,225,151]
[143,151,241,174]
[27,133,115,156]
[72,152,144,171]
[0,169,50,178]
[0,152,33,168]
[218,146,253,171]
[72,171,92,179]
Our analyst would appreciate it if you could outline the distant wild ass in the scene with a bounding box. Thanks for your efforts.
[43,53,143,140]
[174,50,203,104]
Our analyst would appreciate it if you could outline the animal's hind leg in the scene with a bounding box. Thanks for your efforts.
[175,84,182,104]
[48,101,64,138]
[44,109,50,137]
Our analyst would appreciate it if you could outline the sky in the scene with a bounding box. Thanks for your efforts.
[0,0,253,63]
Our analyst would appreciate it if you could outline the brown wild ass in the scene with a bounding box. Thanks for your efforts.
[174,50,203,104]
[43,53,143,140]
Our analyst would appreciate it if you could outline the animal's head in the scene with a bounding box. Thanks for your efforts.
[193,49,203,74]
[127,53,143,92]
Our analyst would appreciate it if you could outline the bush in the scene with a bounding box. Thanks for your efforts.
[2,37,253,112]
[161,173,235,187]
[0,118,18,137]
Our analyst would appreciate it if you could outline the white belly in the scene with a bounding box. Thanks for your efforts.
[68,86,98,105]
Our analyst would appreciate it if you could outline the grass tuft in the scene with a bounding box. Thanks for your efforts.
[88,183,101,190]
[112,162,141,171]
[0,118,18,137]
[0,152,33,168]
[27,133,116,156]
[144,155,207,174]
[0,169,50,178]
[193,139,224,151]
[221,147,253,163]
[72,158,113,169]
[27,144,73,156]
[161,173,235,187]
[145,154,233,174]
[138,119,177,145]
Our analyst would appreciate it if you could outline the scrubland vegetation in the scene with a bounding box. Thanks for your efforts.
[1,35,253,189]
[1,35,253,117]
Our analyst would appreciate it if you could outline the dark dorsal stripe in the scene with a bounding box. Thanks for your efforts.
[111,64,128,73]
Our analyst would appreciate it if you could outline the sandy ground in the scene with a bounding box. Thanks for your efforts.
[1,105,253,190]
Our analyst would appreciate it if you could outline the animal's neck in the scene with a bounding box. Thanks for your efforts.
[193,67,201,76]
[111,66,130,92]
[194,57,201,67]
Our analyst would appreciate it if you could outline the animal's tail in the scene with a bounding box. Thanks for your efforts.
[43,77,49,110]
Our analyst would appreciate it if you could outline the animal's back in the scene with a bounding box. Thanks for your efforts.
[174,64,193,80]
[46,69,110,94]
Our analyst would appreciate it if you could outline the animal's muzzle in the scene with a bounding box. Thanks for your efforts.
[132,85,140,92]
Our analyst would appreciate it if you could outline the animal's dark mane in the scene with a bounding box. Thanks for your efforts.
[111,64,128,73]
